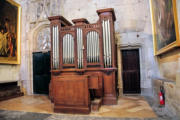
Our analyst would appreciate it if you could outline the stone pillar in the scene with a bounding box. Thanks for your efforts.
[117,45,123,96]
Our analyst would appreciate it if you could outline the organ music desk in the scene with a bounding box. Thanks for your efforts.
[48,8,118,114]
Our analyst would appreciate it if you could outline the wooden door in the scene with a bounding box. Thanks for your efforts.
[33,51,51,94]
[122,49,140,94]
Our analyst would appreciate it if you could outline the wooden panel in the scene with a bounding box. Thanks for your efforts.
[85,72,103,89]
[122,49,141,94]
[33,52,51,94]
[53,75,89,106]
[89,76,99,89]
[103,71,117,105]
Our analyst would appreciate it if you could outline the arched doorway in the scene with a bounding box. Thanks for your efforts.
[32,26,51,94]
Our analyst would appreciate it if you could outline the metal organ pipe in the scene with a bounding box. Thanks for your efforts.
[90,32,92,63]
[80,29,83,67]
[105,20,110,67]
[54,26,56,68]
[63,35,65,63]
[107,20,112,67]
[52,26,59,69]
[102,21,107,67]
[55,26,57,68]
[71,35,74,63]
[68,34,70,63]
[95,31,99,62]
[52,26,55,68]
[89,32,92,63]
[67,34,69,63]
[63,34,74,64]
[105,20,109,67]
[57,26,59,68]
[86,31,100,63]
[93,32,96,62]
[56,26,58,68]
[57,27,59,67]
[102,20,112,68]
[91,32,93,63]
[86,33,89,62]
[96,32,99,62]
[77,28,79,67]
[89,32,91,62]
[77,28,83,68]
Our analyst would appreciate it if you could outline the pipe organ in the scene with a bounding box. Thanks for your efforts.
[48,8,118,114]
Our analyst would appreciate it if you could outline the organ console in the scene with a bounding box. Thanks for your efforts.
[48,8,118,114]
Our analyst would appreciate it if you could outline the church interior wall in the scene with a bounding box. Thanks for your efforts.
[0,0,180,116]
[152,0,180,116]
[59,0,161,96]
[0,0,161,96]
[1,1,180,116]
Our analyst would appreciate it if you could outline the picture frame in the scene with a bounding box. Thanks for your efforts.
[150,0,180,55]
[0,0,21,64]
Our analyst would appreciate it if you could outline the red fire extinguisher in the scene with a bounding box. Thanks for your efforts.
[159,86,165,106]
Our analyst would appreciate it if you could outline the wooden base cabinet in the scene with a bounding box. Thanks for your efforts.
[52,75,90,114]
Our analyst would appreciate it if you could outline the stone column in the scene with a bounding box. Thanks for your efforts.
[117,45,123,96]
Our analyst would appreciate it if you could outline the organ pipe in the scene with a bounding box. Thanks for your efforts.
[86,31,100,63]
[77,28,83,68]
[52,26,59,69]
[102,20,112,68]
[63,34,74,64]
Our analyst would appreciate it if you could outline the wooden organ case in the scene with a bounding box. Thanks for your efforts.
[48,8,118,114]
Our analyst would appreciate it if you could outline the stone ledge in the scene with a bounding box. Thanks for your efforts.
[0,80,22,84]
[152,78,175,83]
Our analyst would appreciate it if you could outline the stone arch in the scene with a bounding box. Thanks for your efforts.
[32,22,50,52]
[27,21,50,94]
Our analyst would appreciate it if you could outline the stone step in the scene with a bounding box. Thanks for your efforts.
[91,98,102,112]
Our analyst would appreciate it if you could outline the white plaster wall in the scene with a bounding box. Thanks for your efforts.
[0,65,20,81]
[0,0,26,82]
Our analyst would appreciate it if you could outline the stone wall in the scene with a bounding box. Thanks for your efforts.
[153,79,180,117]
[0,0,61,94]
[152,0,180,117]
[1,0,161,96]
[59,0,160,96]
[0,0,26,82]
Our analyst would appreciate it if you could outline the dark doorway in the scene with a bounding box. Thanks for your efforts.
[121,49,141,94]
[33,51,51,94]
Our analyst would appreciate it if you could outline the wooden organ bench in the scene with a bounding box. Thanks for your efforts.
[48,8,118,114]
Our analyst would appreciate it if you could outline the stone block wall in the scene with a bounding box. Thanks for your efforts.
[152,0,180,117]
[153,79,180,117]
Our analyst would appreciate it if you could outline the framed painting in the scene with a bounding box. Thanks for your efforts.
[150,0,180,55]
[0,0,21,64]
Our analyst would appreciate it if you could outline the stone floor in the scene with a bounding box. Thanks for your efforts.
[144,96,180,120]
[1,95,179,120]
[0,95,156,119]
